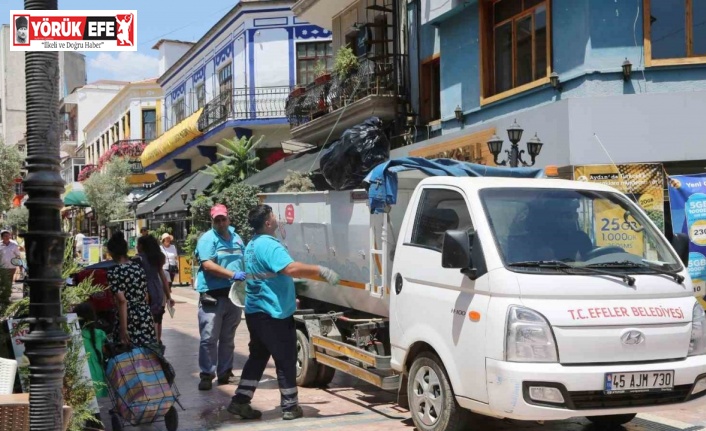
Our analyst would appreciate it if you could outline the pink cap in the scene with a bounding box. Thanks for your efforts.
[210,204,228,219]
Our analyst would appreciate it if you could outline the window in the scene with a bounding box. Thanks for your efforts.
[142,109,156,141]
[481,0,550,100]
[172,98,186,123]
[296,41,333,86]
[411,189,473,251]
[196,83,206,110]
[644,0,706,66]
[218,63,233,115]
[420,57,441,124]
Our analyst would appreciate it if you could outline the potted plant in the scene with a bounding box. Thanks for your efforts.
[333,45,359,80]
[313,60,331,85]
[289,85,306,98]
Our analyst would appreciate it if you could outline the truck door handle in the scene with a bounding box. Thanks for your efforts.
[395,273,403,295]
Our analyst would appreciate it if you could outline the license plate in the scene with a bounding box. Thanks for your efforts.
[604,370,674,394]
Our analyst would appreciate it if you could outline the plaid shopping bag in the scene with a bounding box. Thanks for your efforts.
[106,346,176,424]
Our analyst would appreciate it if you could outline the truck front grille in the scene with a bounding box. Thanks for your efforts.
[568,386,693,409]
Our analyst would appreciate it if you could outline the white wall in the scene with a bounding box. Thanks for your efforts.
[76,85,125,148]
[158,42,194,76]
[0,25,26,148]
[252,28,289,87]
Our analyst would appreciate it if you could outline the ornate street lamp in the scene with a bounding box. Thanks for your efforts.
[21,0,70,429]
[622,58,632,81]
[487,120,545,167]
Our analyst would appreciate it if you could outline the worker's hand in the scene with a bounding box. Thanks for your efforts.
[231,271,247,282]
[120,330,131,347]
[168,298,176,308]
[319,266,340,285]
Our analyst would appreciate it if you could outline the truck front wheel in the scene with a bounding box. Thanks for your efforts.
[295,329,319,387]
[408,352,470,431]
[586,413,636,428]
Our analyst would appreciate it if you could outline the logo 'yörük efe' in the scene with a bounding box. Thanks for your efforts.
[10,11,137,51]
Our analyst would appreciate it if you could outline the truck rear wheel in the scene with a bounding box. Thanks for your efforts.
[295,329,319,387]
[314,364,336,387]
[408,352,469,431]
[586,413,636,428]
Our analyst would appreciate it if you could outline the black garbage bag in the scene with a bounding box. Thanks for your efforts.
[320,117,390,190]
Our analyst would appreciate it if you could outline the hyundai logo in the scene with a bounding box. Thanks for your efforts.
[621,330,645,346]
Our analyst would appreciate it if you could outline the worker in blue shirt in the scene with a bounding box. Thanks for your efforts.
[195,204,247,391]
[228,204,340,421]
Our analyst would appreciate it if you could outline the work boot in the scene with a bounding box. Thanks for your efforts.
[227,400,262,419]
[282,405,304,420]
[198,375,213,391]
[217,370,239,385]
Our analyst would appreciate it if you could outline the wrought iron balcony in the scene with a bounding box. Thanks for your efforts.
[285,56,401,128]
[197,86,291,132]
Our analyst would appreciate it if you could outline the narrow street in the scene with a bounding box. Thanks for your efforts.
[97,285,706,431]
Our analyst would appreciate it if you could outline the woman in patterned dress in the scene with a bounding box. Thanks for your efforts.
[106,232,156,346]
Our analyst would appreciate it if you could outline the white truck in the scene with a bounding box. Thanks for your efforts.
[259,163,705,431]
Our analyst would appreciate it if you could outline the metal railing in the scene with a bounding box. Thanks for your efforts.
[197,86,291,132]
[285,56,401,128]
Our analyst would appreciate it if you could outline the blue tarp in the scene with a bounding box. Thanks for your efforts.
[363,157,545,214]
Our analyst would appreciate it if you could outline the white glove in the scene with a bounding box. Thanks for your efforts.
[319,266,340,285]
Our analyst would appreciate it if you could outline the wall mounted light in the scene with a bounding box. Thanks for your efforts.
[622,58,632,81]
[454,105,464,125]
[550,72,562,91]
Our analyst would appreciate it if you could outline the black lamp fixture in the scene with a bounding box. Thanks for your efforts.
[550,72,562,91]
[622,58,632,81]
[486,119,545,167]
[181,187,199,208]
[454,105,464,125]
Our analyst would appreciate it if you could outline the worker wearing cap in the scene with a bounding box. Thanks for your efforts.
[0,230,20,306]
[195,204,247,391]
[228,204,340,421]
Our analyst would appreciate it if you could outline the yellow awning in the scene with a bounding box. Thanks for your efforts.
[140,108,204,168]
[127,173,159,184]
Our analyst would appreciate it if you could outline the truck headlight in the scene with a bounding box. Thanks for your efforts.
[506,306,558,363]
[689,303,706,356]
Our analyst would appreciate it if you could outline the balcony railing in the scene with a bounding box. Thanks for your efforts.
[197,86,291,132]
[285,56,401,128]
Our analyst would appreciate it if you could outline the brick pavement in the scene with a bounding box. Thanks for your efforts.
[97,285,706,431]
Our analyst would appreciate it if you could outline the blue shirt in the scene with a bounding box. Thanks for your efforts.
[195,226,244,293]
[244,234,295,319]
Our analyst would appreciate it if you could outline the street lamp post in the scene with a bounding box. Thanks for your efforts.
[21,0,71,429]
[487,119,545,167]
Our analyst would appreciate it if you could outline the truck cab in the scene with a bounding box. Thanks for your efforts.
[390,176,704,430]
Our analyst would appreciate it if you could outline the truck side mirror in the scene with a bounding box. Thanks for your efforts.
[442,230,477,279]
[671,233,689,266]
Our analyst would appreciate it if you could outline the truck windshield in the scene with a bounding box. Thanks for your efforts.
[479,188,681,273]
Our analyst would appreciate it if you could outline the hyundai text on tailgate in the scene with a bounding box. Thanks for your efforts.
[260,163,705,431]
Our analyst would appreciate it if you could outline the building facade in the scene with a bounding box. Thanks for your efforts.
[399,0,706,175]
[0,25,87,152]
[140,0,334,179]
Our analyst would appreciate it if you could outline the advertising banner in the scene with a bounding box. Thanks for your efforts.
[668,175,706,302]
[574,163,665,253]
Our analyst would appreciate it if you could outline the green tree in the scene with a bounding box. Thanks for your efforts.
[83,158,131,234]
[219,183,261,243]
[0,142,23,213]
[5,206,28,232]
[205,135,262,193]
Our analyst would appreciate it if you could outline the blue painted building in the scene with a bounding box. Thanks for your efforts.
[140,0,333,179]
[400,0,706,174]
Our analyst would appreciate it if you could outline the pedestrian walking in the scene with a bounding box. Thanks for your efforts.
[0,229,20,307]
[135,235,175,347]
[195,204,247,391]
[106,232,156,347]
[227,205,340,421]
[160,233,179,286]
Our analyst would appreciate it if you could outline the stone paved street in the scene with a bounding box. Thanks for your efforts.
[97,286,706,431]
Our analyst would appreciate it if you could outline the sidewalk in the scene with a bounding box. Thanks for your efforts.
[95,285,706,431]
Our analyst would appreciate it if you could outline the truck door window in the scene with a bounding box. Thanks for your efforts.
[410,189,473,251]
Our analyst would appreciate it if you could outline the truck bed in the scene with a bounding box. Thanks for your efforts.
[260,185,415,317]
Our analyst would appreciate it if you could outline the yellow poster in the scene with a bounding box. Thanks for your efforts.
[574,163,665,252]
[178,255,192,286]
